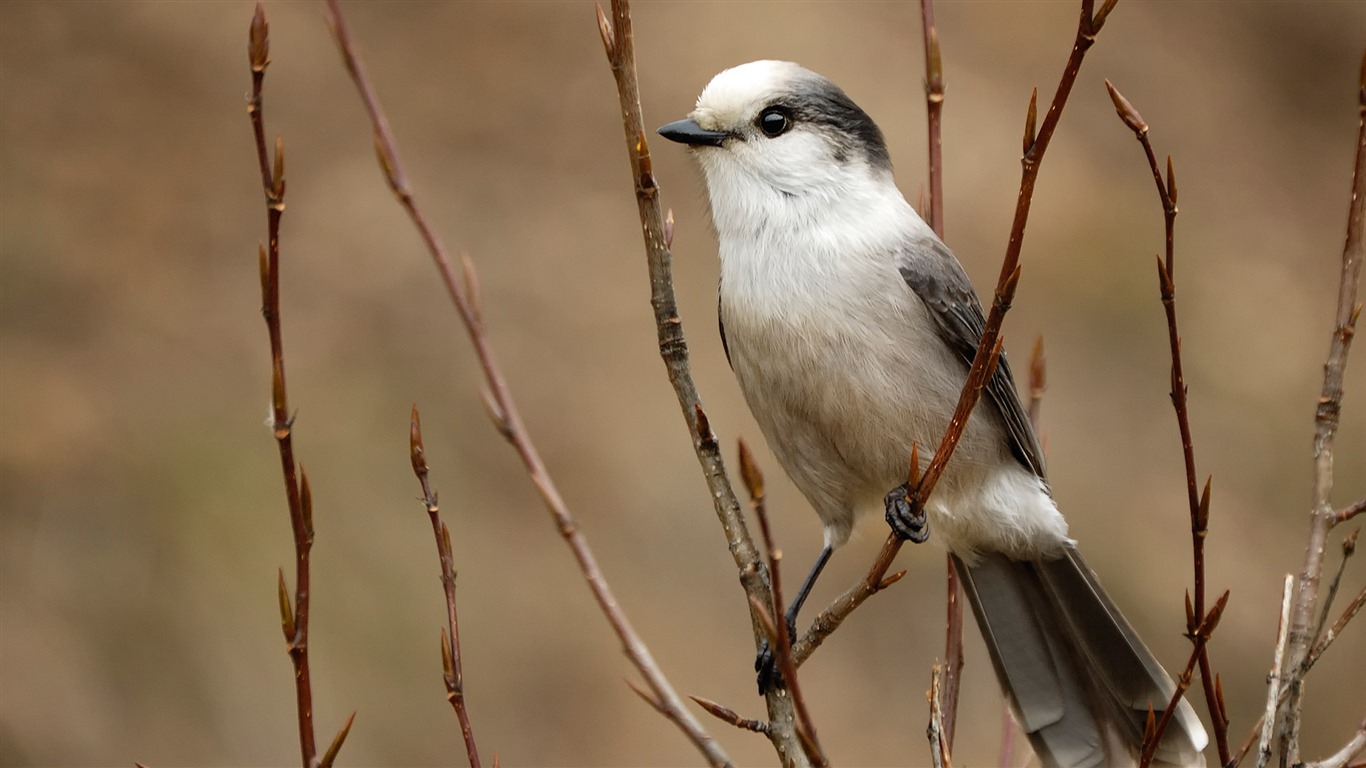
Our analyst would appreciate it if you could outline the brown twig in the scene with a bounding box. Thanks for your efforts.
[321,4,729,766]
[1104,77,1230,763]
[1337,498,1366,524]
[1140,590,1229,768]
[690,696,771,735]
[409,405,481,767]
[917,1,965,750]
[927,664,953,768]
[246,7,354,766]
[793,0,1117,670]
[593,1,810,764]
[1279,50,1366,766]
[1258,577,1296,768]
[740,440,827,768]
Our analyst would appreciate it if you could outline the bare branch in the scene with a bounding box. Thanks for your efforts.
[1258,577,1295,768]
[322,4,728,765]
[1280,49,1366,765]
[1105,76,1229,763]
[741,440,827,768]
[410,406,481,767]
[245,6,331,764]
[1140,591,1228,768]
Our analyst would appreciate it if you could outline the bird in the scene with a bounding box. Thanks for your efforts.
[656,60,1208,768]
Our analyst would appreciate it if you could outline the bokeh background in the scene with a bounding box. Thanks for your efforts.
[2,1,1363,766]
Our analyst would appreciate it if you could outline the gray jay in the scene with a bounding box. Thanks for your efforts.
[657,60,1208,768]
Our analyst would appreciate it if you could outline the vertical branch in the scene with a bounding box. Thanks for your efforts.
[1258,577,1295,768]
[1103,78,1230,763]
[794,0,1118,668]
[410,406,482,767]
[322,4,729,766]
[1280,50,1366,767]
[247,8,324,766]
[594,1,812,764]
[917,1,964,750]
[740,441,828,768]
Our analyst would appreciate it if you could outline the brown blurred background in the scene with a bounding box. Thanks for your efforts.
[2,1,1363,766]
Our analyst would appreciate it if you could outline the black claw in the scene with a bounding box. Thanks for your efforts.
[754,614,798,695]
[755,640,780,694]
[884,483,930,543]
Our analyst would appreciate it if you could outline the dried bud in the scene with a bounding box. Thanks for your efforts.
[1023,88,1039,153]
[664,208,675,250]
[277,567,295,640]
[925,26,944,99]
[1104,79,1148,136]
[318,711,356,768]
[409,404,428,478]
[737,437,765,503]
[249,3,270,72]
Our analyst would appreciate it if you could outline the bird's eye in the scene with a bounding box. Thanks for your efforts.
[757,108,791,138]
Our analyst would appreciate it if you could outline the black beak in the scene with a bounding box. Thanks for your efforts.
[657,118,728,147]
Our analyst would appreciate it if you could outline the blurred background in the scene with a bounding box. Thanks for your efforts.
[2,1,1363,765]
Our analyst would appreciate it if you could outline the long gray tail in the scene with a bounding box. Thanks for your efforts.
[955,546,1208,768]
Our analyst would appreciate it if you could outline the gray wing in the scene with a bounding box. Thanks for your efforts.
[898,238,1046,479]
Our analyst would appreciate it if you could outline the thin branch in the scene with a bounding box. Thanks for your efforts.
[1280,50,1366,767]
[1104,77,1229,763]
[1140,590,1228,768]
[322,4,729,766]
[1307,582,1366,671]
[927,664,953,768]
[794,0,1117,669]
[1337,498,1366,524]
[410,406,481,767]
[1258,577,1295,768]
[1303,721,1366,768]
[246,7,326,765]
[740,441,827,768]
[691,696,771,735]
[593,1,807,764]
[917,1,965,749]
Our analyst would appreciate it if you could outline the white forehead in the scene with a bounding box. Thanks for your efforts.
[692,60,809,125]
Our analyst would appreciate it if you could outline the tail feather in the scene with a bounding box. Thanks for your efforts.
[955,547,1207,768]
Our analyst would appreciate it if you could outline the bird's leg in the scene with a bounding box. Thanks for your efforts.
[884,483,931,543]
[756,544,834,694]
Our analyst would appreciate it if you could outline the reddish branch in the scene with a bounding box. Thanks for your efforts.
[739,440,828,768]
[246,6,354,766]
[1139,591,1229,768]
[409,406,481,767]
[916,0,967,750]
[320,3,728,765]
[1103,78,1230,763]
[1279,50,1366,765]
[792,0,1118,670]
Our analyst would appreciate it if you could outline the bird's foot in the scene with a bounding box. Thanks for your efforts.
[884,483,930,543]
[754,614,798,695]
